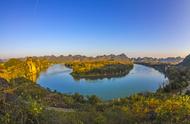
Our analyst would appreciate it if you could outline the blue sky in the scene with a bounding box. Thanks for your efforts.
[0,0,190,58]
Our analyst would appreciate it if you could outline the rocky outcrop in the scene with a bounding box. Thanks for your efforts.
[26,57,38,82]
[25,57,50,82]
[0,57,51,82]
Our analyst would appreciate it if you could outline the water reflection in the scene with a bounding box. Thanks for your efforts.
[37,64,168,100]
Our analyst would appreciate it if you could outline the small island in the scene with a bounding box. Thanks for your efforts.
[65,60,134,79]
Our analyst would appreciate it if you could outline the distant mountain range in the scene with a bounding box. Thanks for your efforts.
[133,56,184,65]
[38,53,130,63]
[0,54,186,65]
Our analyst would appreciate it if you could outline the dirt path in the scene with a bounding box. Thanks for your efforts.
[47,107,75,112]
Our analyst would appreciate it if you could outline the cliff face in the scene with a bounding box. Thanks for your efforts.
[25,57,51,82]
[26,58,38,82]
[0,57,51,82]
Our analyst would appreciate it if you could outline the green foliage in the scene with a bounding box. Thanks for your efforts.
[156,96,190,123]
[4,58,23,68]
[1,77,190,124]
[163,66,190,92]
[180,54,190,67]
[65,60,133,79]
[87,95,101,105]
[94,114,107,124]
[72,93,85,103]
[0,57,51,81]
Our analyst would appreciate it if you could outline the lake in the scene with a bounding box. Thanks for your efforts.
[37,64,168,100]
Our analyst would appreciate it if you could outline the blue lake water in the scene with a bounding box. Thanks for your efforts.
[37,64,168,100]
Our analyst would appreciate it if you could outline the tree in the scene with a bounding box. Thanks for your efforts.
[88,95,101,105]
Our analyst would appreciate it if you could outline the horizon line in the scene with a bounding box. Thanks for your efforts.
[0,53,187,60]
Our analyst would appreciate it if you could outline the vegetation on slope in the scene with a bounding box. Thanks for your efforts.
[136,54,190,93]
[179,54,190,67]
[162,66,190,92]
[1,77,190,124]
[159,55,190,93]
